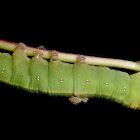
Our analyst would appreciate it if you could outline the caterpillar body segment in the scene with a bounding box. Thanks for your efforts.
[48,59,73,96]
[0,42,140,110]
[10,44,30,90]
[97,67,117,99]
[124,72,140,109]
[29,52,48,93]
[73,62,98,98]
[0,53,12,84]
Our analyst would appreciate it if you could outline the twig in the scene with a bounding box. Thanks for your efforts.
[0,39,140,71]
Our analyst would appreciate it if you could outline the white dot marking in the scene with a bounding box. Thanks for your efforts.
[106,83,108,87]
[37,76,40,81]
[60,78,63,83]
[124,87,126,91]
[87,80,89,84]
[2,68,5,73]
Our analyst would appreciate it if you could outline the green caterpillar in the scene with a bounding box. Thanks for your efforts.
[0,41,140,109]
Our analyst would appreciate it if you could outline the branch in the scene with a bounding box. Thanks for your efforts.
[0,39,140,71]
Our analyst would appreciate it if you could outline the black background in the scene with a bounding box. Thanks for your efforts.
[0,4,140,127]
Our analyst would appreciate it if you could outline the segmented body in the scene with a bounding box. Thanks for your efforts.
[0,42,140,109]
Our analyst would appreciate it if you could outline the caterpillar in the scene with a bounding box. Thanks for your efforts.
[0,40,140,110]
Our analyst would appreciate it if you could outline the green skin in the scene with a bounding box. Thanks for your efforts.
[0,42,140,109]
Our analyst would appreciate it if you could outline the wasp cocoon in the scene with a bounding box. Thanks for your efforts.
[69,96,88,105]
